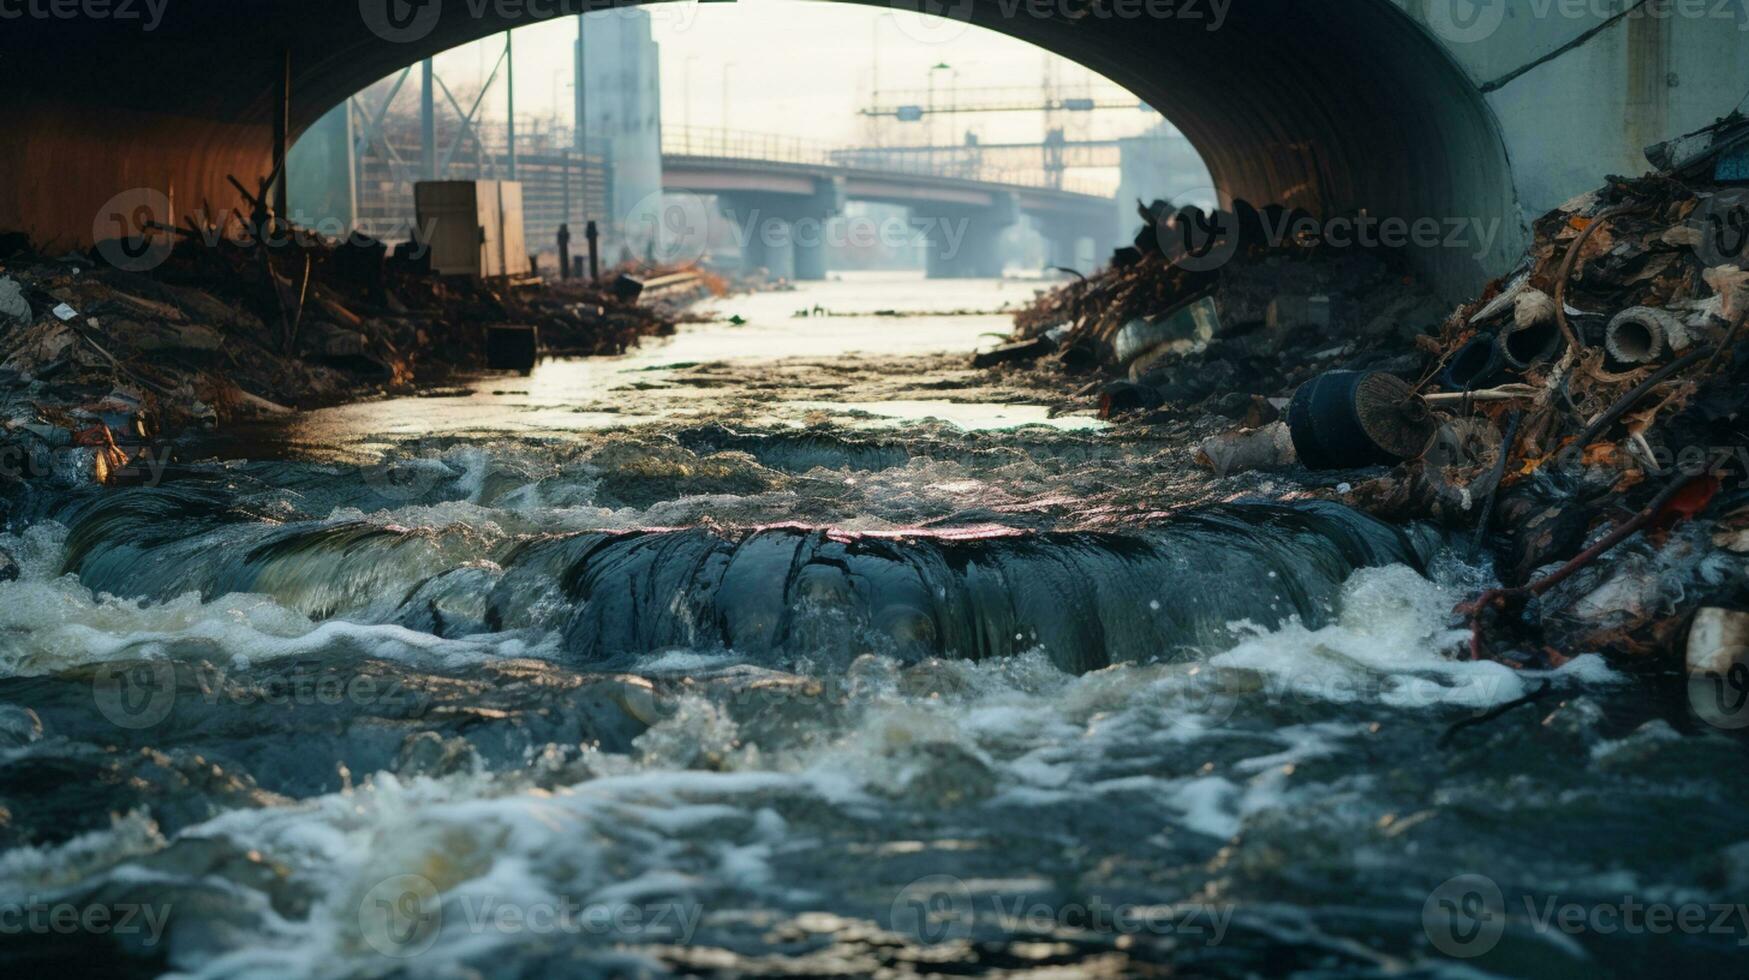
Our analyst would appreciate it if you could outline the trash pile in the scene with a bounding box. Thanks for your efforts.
[0,223,702,490]
[1004,112,1749,670]
[1010,197,1448,415]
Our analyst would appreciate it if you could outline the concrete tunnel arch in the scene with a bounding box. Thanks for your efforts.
[0,0,1521,300]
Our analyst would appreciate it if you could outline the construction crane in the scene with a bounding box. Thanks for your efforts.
[861,96,1149,119]
[858,80,1156,188]
[860,86,1150,120]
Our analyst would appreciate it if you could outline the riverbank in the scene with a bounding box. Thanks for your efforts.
[3,271,1746,976]
[995,113,1749,676]
[0,229,721,494]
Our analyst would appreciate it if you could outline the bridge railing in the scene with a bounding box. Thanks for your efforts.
[660,126,1114,196]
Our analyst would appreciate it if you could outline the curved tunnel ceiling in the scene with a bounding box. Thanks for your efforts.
[0,0,1521,297]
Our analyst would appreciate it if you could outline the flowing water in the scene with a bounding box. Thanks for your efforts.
[1,271,1744,978]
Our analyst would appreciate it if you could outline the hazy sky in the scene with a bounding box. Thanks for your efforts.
[414,0,1166,161]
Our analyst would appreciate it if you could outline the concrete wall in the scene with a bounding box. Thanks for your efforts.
[1392,0,1749,216]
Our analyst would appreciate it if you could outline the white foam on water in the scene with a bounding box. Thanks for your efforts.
[0,525,560,676]
[1208,564,1622,710]
[0,550,1642,976]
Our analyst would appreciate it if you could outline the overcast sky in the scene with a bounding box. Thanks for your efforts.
[413,0,1168,178]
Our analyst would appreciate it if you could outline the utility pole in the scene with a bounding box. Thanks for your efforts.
[574,14,586,223]
[272,48,290,222]
[505,31,517,180]
[421,58,436,180]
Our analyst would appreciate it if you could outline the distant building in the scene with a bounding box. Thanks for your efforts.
[579,10,663,261]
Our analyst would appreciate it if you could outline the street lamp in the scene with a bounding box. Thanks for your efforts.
[721,62,735,142]
[928,62,950,162]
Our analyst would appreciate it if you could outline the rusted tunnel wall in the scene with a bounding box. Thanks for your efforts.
[0,0,1517,299]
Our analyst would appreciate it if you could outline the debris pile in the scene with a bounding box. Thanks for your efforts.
[1011,197,1448,413]
[0,223,703,489]
[1004,112,1749,669]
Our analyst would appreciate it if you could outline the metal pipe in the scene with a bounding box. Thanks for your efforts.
[1605,306,1685,366]
[505,31,517,181]
[421,58,436,180]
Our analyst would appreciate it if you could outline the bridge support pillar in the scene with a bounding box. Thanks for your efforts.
[1034,212,1112,274]
[730,209,788,277]
[715,179,843,281]
[792,236,828,281]
[919,194,1018,279]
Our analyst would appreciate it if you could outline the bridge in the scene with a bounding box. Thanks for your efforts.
[2,1,1745,300]
[659,128,1117,278]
